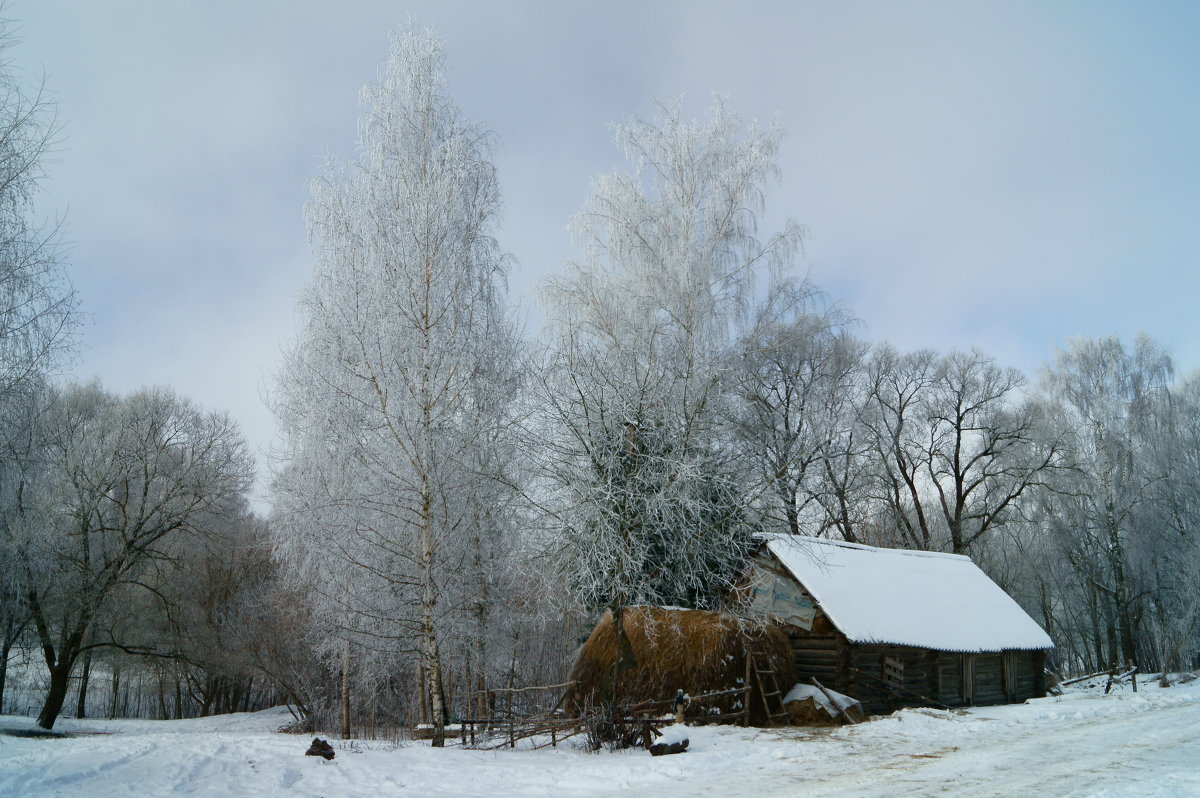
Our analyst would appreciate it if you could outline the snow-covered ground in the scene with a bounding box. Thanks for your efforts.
[2,677,1198,797]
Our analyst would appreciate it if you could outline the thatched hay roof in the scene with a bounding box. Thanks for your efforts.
[563,606,795,726]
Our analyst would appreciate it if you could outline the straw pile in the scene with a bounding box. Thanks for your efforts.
[562,606,795,726]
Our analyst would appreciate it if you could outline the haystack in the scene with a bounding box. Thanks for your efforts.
[563,606,795,726]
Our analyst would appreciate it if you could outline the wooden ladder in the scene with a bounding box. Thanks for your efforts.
[746,641,790,727]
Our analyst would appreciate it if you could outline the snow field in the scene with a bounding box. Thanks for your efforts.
[1,679,1198,797]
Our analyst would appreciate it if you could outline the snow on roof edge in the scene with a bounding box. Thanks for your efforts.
[755,532,973,563]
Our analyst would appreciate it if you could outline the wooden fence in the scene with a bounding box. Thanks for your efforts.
[449,681,754,750]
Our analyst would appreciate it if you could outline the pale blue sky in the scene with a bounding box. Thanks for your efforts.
[12,0,1200,503]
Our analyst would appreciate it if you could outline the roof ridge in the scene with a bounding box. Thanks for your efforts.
[765,533,973,563]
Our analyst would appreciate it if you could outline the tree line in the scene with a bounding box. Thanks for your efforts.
[2,26,1196,737]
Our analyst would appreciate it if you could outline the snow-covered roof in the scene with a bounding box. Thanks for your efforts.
[760,535,1053,653]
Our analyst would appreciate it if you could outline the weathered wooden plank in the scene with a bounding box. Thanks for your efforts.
[792,641,840,652]
[788,633,839,642]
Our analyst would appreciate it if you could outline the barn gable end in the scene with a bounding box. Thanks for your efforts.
[750,536,1053,714]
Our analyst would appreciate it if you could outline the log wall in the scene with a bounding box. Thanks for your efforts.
[785,624,1047,715]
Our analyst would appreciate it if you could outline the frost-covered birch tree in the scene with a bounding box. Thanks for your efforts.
[536,97,803,665]
[271,30,516,747]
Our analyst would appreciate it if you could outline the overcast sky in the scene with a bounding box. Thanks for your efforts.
[12,0,1200,506]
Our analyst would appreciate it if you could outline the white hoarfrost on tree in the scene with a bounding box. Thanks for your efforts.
[0,28,76,404]
[271,30,518,747]
[1036,335,1177,671]
[535,96,804,666]
[15,382,252,729]
[859,346,1065,554]
[0,20,78,712]
[729,283,868,540]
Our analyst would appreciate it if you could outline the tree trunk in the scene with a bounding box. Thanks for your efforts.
[0,635,12,714]
[157,671,168,720]
[417,661,429,726]
[32,603,85,729]
[199,676,215,717]
[340,639,352,739]
[419,456,448,746]
[37,661,73,729]
[607,604,637,714]
[472,530,489,720]
[425,637,448,747]
[76,649,93,718]
[109,666,121,719]
[611,605,636,673]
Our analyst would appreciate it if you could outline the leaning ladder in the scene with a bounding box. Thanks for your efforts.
[745,640,790,727]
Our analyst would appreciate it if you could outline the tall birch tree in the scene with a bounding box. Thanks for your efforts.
[271,30,515,747]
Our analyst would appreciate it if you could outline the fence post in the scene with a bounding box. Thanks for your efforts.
[743,653,752,727]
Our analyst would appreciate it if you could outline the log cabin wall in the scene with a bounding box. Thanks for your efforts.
[843,644,935,715]
[785,625,1048,713]
[786,613,844,690]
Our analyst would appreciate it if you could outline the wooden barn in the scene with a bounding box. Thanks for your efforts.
[747,535,1053,715]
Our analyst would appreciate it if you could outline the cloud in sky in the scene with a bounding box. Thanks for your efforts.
[11,0,1200,505]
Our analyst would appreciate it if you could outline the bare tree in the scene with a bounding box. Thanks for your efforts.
[923,350,1067,554]
[860,346,1065,554]
[861,345,940,549]
[729,283,867,538]
[18,382,252,729]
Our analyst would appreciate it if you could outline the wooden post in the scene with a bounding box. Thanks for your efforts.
[812,677,858,725]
